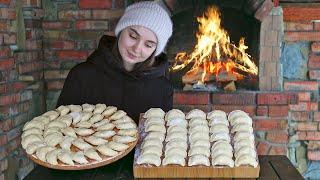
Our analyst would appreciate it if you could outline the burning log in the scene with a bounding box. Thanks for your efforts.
[224,81,236,92]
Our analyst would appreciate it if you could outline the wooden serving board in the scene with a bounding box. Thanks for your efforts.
[133,116,260,178]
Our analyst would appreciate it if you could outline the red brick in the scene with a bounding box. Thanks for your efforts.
[0,21,9,31]
[257,93,297,105]
[315,112,320,121]
[75,20,109,30]
[309,70,320,80]
[297,131,313,141]
[266,131,288,144]
[0,0,10,5]
[0,135,7,146]
[79,0,112,9]
[46,40,75,50]
[311,42,320,53]
[284,22,314,31]
[0,58,14,70]
[58,10,91,20]
[285,32,320,41]
[256,106,268,116]
[42,22,71,30]
[173,105,211,113]
[254,119,288,131]
[47,80,64,90]
[0,93,20,106]
[283,6,320,22]
[3,33,16,45]
[173,92,210,105]
[213,105,256,116]
[0,46,10,58]
[289,102,318,111]
[291,111,311,121]
[308,151,320,160]
[25,40,42,50]
[18,62,43,74]
[92,10,124,19]
[211,93,256,105]
[284,81,318,91]
[315,22,320,30]
[309,54,320,69]
[0,119,13,132]
[57,50,88,60]
[0,8,16,19]
[256,141,270,155]
[269,105,289,117]
[298,92,311,102]
[297,122,318,131]
[269,146,287,155]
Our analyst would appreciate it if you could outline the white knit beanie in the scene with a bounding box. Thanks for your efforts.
[115,1,173,56]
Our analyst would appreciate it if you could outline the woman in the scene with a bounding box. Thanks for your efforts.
[57,1,174,123]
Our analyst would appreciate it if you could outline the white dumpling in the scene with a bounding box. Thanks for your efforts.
[56,105,70,116]
[145,124,165,133]
[23,119,45,131]
[165,132,187,142]
[93,103,107,114]
[75,121,92,129]
[25,141,46,154]
[88,114,104,124]
[117,128,137,137]
[189,118,208,128]
[165,147,187,157]
[72,138,93,150]
[211,141,233,152]
[145,132,165,142]
[165,140,187,151]
[46,120,67,129]
[141,146,163,157]
[82,103,95,112]
[144,117,165,127]
[116,122,137,130]
[58,150,75,165]
[212,155,234,167]
[42,110,59,121]
[93,130,116,139]
[137,153,161,166]
[22,134,43,149]
[80,112,93,122]
[44,132,63,147]
[231,123,253,133]
[36,146,56,162]
[102,106,117,117]
[73,151,89,164]
[211,148,233,159]
[143,108,165,118]
[75,128,95,136]
[208,116,229,126]
[231,116,252,126]
[210,132,231,143]
[56,115,73,127]
[85,136,108,146]
[112,135,136,144]
[108,141,129,152]
[228,110,250,122]
[145,121,165,131]
[59,136,76,151]
[113,116,134,125]
[43,127,61,137]
[209,124,229,134]
[22,128,42,138]
[207,110,227,120]
[188,154,210,166]
[189,132,209,143]
[190,139,210,149]
[235,154,258,167]
[167,125,187,134]
[235,146,257,158]
[188,146,210,157]
[96,123,115,131]
[96,144,119,157]
[186,109,206,119]
[189,125,209,134]
[162,154,185,166]
[92,119,110,128]
[234,139,255,151]
[166,118,188,127]
[46,149,62,165]
[234,132,255,142]
[141,139,163,149]
[68,104,82,112]
[61,127,77,138]
[110,110,126,120]
[84,148,102,161]
[31,116,50,124]
[69,112,82,125]
[165,109,185,121]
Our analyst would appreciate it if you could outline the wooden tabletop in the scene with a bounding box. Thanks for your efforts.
[24,155,303,180]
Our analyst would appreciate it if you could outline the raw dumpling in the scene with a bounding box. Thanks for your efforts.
[22,134,43,149]
[22,128,43,138]
[92,119,110,128]
[144,117,165,127]
[80,112,93,122]
[234,132,255,142]
[145,132,165,142]
[189,118,208,128]
[88,114,104,124]
[234,139,255,151]
[235,154,258,167]
[166,118,188,127]
[188,154,210,166]
[141,139,163,149]
[97,144,119,156]
[84,148,102,161]
[211,148,233,159]
[73,151,89,164]
[189,125,209,134]
[110,110,126,120]
[186,109,206,120]
[137,153,161,166]
[43,127,61,137]
[165,140,187,151]
[165,109,185,121]
[230,116,253,126]
[207,110,227,120]
[145,124,165,133]
[42,110,59,121]
[93,130,116,139]
[212,155,234,167]
[75,128,95,136]
[117,128,138,137]
[61,127,77,138]
[23,120,45,131]
[235,146,257,158]
[46,149,62,165]
[96,123,115,131]
[59,136,76,151]
[36,146,56,162]
[165,147,187,157]
[190,139,210,149]
[46,120,67,129]
[145,121,164,131]
[231,123,253,133]
[189,132,209,143]
[211,141,233,152]
[108,141,129,151]
[58,150,75,165]
[209,124,229,134]
[72,138,93,150]
[116,122,137,130]
[93,103,107,114]
[141,146,163,157]
[228,110,250,122]
[44,132,63,147]
[69,112,81,125]
[56,115,73,127]
[25,141,46,154]
[32,116,50,124]
[210,132,231,143]
[209,117,229,126]
[113,116,134,125]
[102,106,117,117]
[56,105,70,116]
[68,105,82,112]
[85,136,108,146]
[162,154,185,166]
[188,146,210,157]
[143,108,165,119]
[82,103,95,112]
[75,121,92,128]
[112,135,137,143]
[165,132,187,142]
[167,125,187,134]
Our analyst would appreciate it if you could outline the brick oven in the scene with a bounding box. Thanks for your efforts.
[0,0,319,179]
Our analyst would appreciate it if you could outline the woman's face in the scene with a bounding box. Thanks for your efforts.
[118,25,157,70]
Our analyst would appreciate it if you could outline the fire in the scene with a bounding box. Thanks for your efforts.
[171,6,258,83]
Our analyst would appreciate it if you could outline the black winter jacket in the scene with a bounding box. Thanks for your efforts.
[57,35,173,122]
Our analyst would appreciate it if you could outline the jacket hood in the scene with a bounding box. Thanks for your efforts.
[87,35,169,80]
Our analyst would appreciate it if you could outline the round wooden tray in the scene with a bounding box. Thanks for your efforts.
[26,133,139,170]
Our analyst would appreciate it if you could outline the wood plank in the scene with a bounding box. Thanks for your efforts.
[257,156,280,180]
[268,155,304,180]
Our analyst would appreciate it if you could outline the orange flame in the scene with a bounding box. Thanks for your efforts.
[171,6,258,83]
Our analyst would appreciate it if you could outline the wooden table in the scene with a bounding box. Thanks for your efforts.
[24,155,303,180]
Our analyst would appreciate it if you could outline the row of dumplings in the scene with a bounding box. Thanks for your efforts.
[21,104,138,166]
